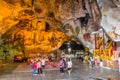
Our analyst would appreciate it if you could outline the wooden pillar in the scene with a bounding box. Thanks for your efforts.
[113,42,117,51]
[94,34,97,49]
[102,31,105,49]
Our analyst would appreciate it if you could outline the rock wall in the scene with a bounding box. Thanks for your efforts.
[2,0,119,54]
[100,0,120,41]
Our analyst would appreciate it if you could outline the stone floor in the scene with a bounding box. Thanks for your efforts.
[0,59,120,80]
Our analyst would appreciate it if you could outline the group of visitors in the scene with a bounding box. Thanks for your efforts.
[78,54,97,67]
[29,52,120,77]
[59,57,73,76]
[31,58,45,76]
[30,56,73,77]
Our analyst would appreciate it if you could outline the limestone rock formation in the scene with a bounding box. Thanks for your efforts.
[0,0,119,54]
[100,0,120,41]
[0,0,101,54]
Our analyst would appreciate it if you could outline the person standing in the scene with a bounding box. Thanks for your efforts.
[63,57,67,70]
[67,58,72,76]
[41,57,45,68]
[59,58,65,76]
[32,59,37,75]
[79,55,84,63]
[89,56,94,67]
[37,59,43,76]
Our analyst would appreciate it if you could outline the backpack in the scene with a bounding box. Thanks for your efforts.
[63,59,66,68]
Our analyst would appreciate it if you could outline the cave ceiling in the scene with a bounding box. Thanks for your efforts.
[0,0,119,53]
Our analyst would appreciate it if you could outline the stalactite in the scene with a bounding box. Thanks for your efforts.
[31,0,34,6]
[82,0,86,10]
[71,0,75,17]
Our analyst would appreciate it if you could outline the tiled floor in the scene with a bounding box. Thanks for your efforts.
[0,59,120,80]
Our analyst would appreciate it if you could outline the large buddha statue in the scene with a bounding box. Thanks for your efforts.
[21,20,67,53]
